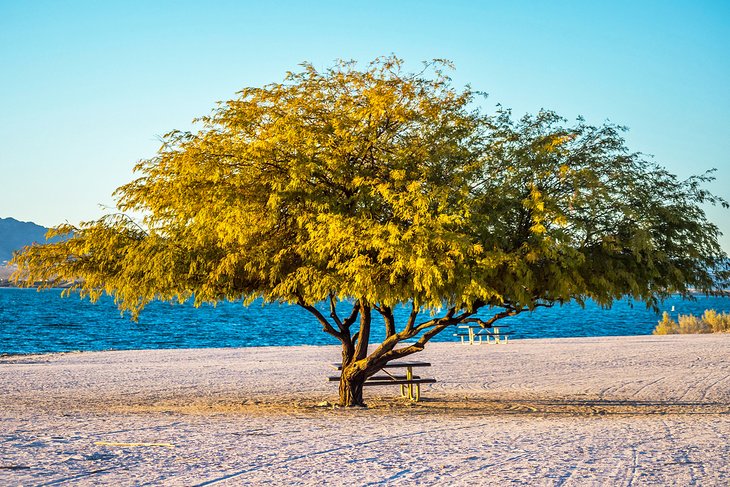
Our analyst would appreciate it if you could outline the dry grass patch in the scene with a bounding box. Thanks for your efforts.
[654,309,730,334]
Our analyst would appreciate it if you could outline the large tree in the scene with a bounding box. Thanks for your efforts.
[13,57,728,406]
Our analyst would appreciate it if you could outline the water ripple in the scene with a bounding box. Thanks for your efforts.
[0,289,728,355]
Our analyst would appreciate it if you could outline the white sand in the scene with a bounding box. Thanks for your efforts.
[1,334,729,485]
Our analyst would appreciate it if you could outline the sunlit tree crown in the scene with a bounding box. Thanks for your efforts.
[14,57,728,319]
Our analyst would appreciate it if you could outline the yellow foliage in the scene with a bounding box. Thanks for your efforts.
[701,309,730,333]
[653,309,730,335]
[653,312,678,334]
[9,56,728,328]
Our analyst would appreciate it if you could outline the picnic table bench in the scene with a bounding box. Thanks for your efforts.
[329,361,436,401]
[454,322,511,345]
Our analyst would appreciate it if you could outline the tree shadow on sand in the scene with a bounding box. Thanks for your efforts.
[93,393,730,417]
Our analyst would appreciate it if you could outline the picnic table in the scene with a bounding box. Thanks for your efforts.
[329,361,436,401]
[454,322,511,345]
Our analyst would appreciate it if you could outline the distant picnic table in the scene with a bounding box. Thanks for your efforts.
[329,361,436,401]
[454,319,511,345]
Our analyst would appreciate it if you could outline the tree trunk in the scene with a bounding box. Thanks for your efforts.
[338,364,368,406]
[338,372,366,407]
[335,301,373,406]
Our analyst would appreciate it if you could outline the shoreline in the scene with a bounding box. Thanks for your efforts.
[1,331,728,358]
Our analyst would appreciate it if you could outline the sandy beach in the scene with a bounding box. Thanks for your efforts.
[1,334,729,486]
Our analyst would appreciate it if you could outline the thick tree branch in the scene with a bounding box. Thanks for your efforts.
[353,302,371,361]
[328,293,346,333]
[343,300,361,328]
[465,309,521,327]
[369,306,469,363]
[404,301,419,333]
[373,304,396,337]
[463,301,555,328]
[376,307,481,363]
[329,294,357,363]
[411,307,456,334]
[346,300,362,349]
[297,298,342,340]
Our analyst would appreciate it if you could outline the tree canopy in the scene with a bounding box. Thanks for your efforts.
[13,57,728,406]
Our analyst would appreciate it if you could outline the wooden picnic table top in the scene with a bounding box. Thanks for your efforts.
[331,361,431,370]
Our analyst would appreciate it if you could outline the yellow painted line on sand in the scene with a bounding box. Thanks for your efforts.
[94,441,175,447]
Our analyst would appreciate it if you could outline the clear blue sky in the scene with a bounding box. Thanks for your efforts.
[1,0,729,250]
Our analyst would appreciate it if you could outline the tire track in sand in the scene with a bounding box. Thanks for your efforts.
[699,373,730,401]
[628,376,666,399]
[190,421,495,486]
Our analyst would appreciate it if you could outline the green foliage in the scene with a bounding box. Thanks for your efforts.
[12,56,728,331]
[653,309,730,334]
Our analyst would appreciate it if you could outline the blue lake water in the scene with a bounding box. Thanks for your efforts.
[1,288,728,355]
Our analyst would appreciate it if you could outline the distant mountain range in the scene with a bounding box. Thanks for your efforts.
[0,217,58,263]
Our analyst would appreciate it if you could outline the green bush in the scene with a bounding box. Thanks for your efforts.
[653,309,730,334]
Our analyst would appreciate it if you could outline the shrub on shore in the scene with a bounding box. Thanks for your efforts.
[653,309,730,334]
